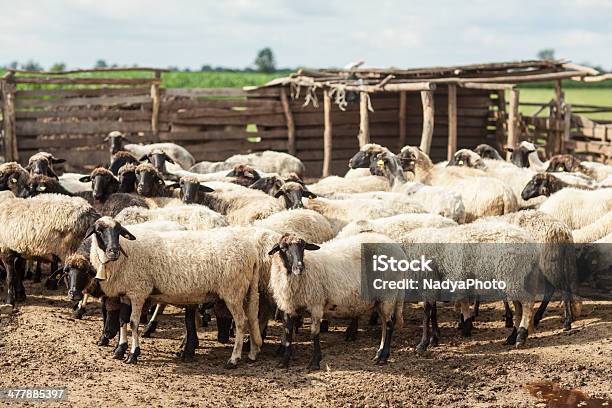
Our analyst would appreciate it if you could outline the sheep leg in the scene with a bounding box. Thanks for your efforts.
[73,294,88,319]
[278,313,297,369]
[459,300,474,337]
[1,254,17,306]
[368,310,379,326]
[45,256,60,290]
[113,301,131,359]
[503,301,514,328]
[374,304,395,365]
[224,299,248,368]
[14,257,27,302]
[142,304,165,338]
[246,281,263,362]
[429,301,440,347]
[345,318,359,342]
[97,297,111,346]
[533,283,555,328]
[515,301,534,348]
[473,297,481,317]
[178,305,198,361]
[308,308,324,371]
[505,301,523,345]
[125,298,144,364]
[562,292,574,331]
[24,260,33,281]
[415,301,432,355]
[214,301,232,344]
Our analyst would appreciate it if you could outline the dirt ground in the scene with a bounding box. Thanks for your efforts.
[1,280,611,407]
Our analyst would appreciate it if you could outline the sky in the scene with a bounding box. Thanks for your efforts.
[1,0,611,71]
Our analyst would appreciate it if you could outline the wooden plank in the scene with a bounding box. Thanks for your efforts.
[9,67,167,75]
[1,77,18,161]
[169,113,286,127]
[358,92,370,147]
[15,87,151,98]
[322,89,332,177]
[13,77,158,85]
[164,88,248,97]
[506,89,520,160]
[151,76,161,135]
[158,129,288,142]
[280,87,296,155]
[447,84,457,161]
[15,109,152,120]
[161,98,281,111]
[15,94,151,109]
[168,105,284,119]
[419,90,435,154]
[15,120,155,135]
[398,91,407,150]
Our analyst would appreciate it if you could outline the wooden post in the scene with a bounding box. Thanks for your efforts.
[496,90,507,149]
[562,104,572,153]
[553,80,565,155]
[358,92,370,147]
[280,87,296,155]
[150,71,161,136]
[322,89,332,177]
[506,88,520,160]
[1,73,18,162]
[419,90,434,154]
[398,91,407,150]
[447,84,457,161]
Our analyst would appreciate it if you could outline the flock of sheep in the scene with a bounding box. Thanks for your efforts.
[0,131,610,370]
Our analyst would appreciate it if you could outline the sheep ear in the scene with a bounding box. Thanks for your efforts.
[79,176,92,183]
[103,136,110,142]
[51,158,66,164]
[163,154,175,164]
[199,185,214,193]
[138,155,148,162]
[226,170,237,177]
[505,147,514,152]
[268,244,281,255]
[119,227,137,241]
[304,190,317,199]
[274,190,284,198]
[84,225,96,240]
[305,243,320,251]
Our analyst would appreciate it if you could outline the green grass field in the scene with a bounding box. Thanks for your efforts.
[519,88,612,120]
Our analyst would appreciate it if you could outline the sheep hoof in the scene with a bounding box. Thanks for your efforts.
[563,321,572,331]
[125,347,140,364]
[142,321,158,338]
[428,335,439,347]
[503,314,514,328]
[515,327,528,348]
[178,351,195,362]
[505,327,518,345]
[113,343,128,360]
[97,335,110,346]
[415,343,429,356]
[225,359,239,369]
[73,307,86,320]
[373,349,389,365]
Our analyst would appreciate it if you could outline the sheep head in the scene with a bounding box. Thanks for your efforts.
[274,181,316,209]
[0,162,30,197]
[109,151,140,175]
[521,173,562,200]
[86,217,136,263]
[105,131,128,155]
[27,152,64,179]
[139,149,174,173]
[81,167,120,202]
[507,141,537,168]
[348,143,388,169]
[268,233,320,275]
[546,154,581,173]
[473,144,503,160]
[447,149,487,170]
[172,177,214,204]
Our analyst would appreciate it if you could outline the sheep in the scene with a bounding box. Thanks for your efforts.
[117,163,138,193]
[249,175,286,195]
[58,173,92,194]
[116,205,229,230]
[124,142,195,170]
[546,154,610,182]
[489,210,578,330]
[403,220,542,351]
[337,213,458,239]
[225,150,305,177]
[305,196,425,235]
[109,151,140,175]
[572,211,612,243]
[473,144,504,160]
[224,164,262,187]
[273,182,317,209]
[26,152,65,179]
[521,173,597,203]
[507,141,547,170]
[189,161,234,174]
[105,131,130,158]
[135,163,177,197]
[253,209,335,244]
[536,187,612,229]
[307,175,389,196]
[0,162,30,197]
[87,218,278,366]
[268,232,406,369]
[346,143,391,175]
[172,177,283,225]
[0,194,100,305]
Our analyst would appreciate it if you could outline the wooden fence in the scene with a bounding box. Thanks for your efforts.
[0,70,502,176]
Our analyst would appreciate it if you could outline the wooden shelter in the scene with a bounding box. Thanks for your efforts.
[0,60,609,176]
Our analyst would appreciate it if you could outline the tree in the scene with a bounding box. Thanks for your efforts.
[21,60,43,71]
[7,61,19,69]
[537,49,555,60]
[50,62,66,72]
[95,59,108,68]
[254,47,276,73]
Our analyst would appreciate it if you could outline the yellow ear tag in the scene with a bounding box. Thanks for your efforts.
[557,166,564,172]
[377,159,385,169]
[458,160,464,165]
[10,178,17,184]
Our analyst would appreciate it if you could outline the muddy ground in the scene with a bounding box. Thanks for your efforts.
[0,280,611,407]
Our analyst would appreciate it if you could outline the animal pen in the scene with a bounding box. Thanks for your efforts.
[0,60,610,177]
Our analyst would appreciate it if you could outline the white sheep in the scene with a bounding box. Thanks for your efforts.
[307,175,389,196]
[268,232,406,368]
[305,196,426,235]
[538,188,612,229]
[337,213,457,239]
[59,173,92,193]
[89,218,279,366]
[253,209,335,244]
[0,194,99,305]
[115,205,229,230]
[124,142,195,170]
[225,151,305,176]
[572,211,612,243]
